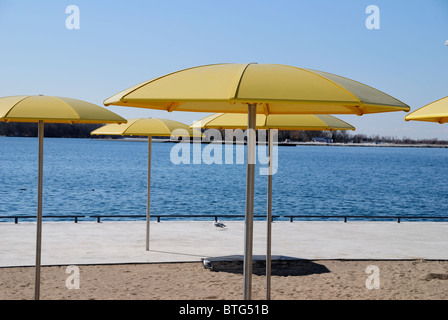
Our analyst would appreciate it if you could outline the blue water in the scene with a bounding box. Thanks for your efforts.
[1,136,448,221]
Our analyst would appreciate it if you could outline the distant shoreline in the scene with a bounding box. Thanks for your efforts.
[92,137,448,148]
[3,136,448,148]
[295,142,448,148]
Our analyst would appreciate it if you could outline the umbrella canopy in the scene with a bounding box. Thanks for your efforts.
[0,95,126,300]
[104,63,409,115]
[192,113,355,131]
[104,63,410,300]
[1,95,126,123]
[192,113,355,299]
[91,118,193,251]
[91,117,193,136]
[405,96,448,124]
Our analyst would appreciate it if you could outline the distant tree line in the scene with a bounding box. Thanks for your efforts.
[329,131,448,145]
[0,122,102,138]
[268,130,448,145]
[278,130,327,142]
[1,122,447,145]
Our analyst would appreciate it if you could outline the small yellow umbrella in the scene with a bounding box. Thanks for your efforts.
[405,96,448,124]
[91,118,193,251]
[191,113,355,299]
[104,63,410,299]
[0,95,126,300]
[194,113,356,130]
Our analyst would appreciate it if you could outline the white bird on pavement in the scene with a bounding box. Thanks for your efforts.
[201,257,213,270]
[213,220,227,229]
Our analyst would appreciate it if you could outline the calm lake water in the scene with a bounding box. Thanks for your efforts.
[1,136,448,222]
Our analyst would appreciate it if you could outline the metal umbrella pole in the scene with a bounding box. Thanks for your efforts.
[243,103,257,300]
[35,120,44,300]
[266,128,274,300]
[146,135,152,251]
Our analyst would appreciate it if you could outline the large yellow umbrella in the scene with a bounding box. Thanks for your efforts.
[91,118,193,251]
[405,96,448,124]
[0,95,126,300]
[191,113,355,299]
[104,63,410,299]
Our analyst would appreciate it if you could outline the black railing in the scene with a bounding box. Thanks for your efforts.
[2,214,448,224]
[284,215,448,223]
[89,214,281,223]
[0,215,85,223]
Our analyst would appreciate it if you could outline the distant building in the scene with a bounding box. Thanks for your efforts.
[312,137,333,143]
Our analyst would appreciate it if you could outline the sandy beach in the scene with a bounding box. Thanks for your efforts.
[1,221,448,301]
[1,259,447,300]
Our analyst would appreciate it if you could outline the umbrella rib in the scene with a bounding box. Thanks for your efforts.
[203,113,225,128]
[167,102,178,112]
[262,112,268,127]
[263,103,270,116]
[108,63,239,104]
[233,63,254,100]
[345,105,364,116]
[1,96,33,119]
[159,119,172,134]
[55,96,82,122]
[112,67,200,102]
[122,119,138,135]
[298,67,363,104]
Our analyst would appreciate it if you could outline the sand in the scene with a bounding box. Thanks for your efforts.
[1,259,447,300]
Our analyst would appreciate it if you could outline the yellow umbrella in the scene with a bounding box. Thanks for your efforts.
[193,113,356,130]
[405,96,448,124]
[91,118,193,251]
[104,63,410,299]
[0,95,126,300]
[191,113,355,299]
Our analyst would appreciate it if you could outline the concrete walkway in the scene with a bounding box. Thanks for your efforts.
[1,220,448,267]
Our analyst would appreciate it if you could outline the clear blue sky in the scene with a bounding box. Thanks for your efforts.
[1,0,447,139]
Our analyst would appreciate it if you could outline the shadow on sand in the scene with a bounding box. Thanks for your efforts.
[203,255,330,277]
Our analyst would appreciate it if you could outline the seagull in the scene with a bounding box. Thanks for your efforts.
[201,257,213,270]
[213,220,227,229]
